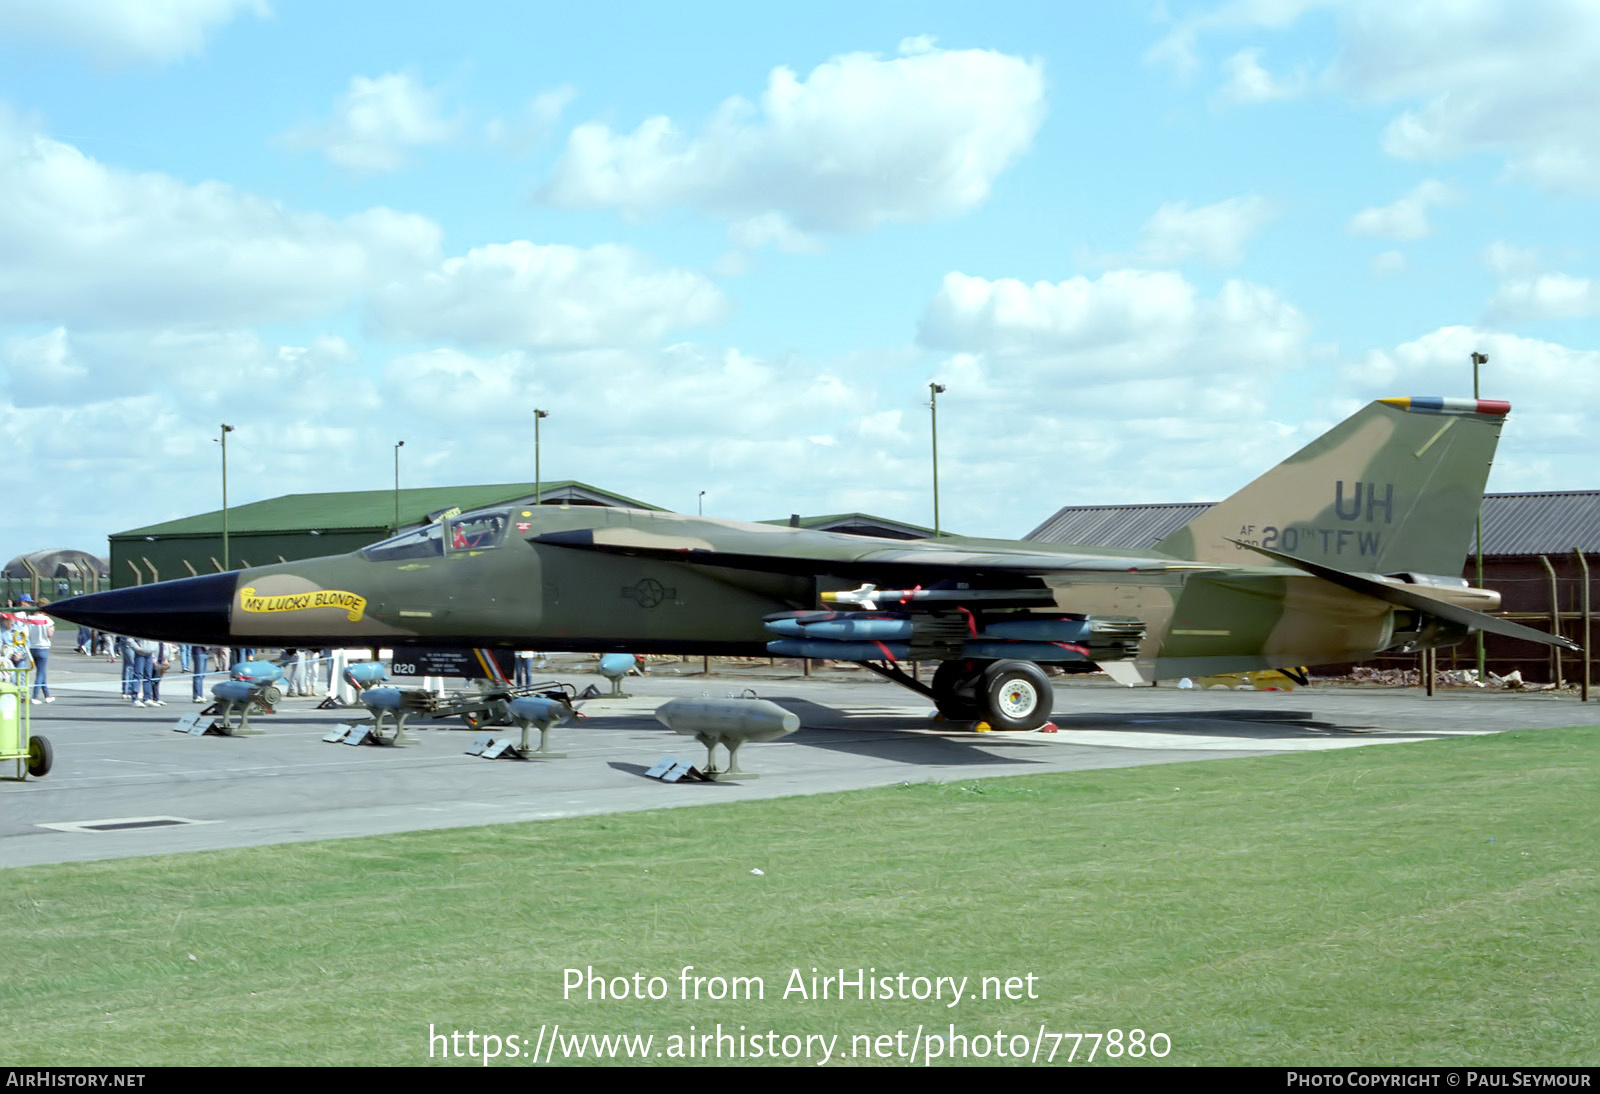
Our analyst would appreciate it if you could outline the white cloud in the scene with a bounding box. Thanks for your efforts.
[1153,1,1600,196]
[486,86,577,151]
[1346,179,1455,240]
[1340,325,1600,486]
[918,268,1308,377]
[281,72,459,173]
[569,344,863,437]
[1477,242,1600,321]
[914,362,1315,513]
[368,241,728,350]
[1370,250,1406,278]
[361,340,897,521]
[0,0,268,66]
[853,409,908,444]
[1096,194,1279,267]
[1338,3,1600,193]
[726,213,826,256]
[0,324,384,546]
[539,41,1044,238]
[1483,241,1543,279]
[383,348,528,418]
[922,269,1194,357]
[1213,48,1307,105]
[21,327,370,413]
[0,105,441,328]
[3,327,88,405]
[1487,274,1600,322]
[1146,0,1329,80]
[904,268,1326,510]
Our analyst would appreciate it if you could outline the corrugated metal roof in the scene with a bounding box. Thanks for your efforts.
[1476,491,1600,556]
[112,480,664,539]
[1026,491,1600,557]
[1024,502,1211,549]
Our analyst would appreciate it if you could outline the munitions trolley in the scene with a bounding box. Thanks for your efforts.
[0,667,51,779]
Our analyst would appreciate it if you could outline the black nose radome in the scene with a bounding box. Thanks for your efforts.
[48,571,236,645]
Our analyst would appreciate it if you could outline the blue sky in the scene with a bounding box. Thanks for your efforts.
[1,0,1595,565]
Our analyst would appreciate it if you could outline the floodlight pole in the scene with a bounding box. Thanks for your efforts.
[220,424,235,570]
[1472,351,1489,680]
[1578,548,1590,702]
[393,441,404,533]
[534,409,549,507]
[929,382,946,537]
[699,490,706,516]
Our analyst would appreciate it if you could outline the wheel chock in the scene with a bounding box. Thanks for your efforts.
[173,712,254,737]
[479,737,526,760]
[172,713,207,735]
[320,723,402,747]
[645,757,709,783]
[458,733,529,759]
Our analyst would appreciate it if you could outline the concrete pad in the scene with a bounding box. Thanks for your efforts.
[2,652,1593,868]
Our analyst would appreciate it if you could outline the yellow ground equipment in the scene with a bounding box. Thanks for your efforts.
[0,671,52,779]
[1193,668,1305,691]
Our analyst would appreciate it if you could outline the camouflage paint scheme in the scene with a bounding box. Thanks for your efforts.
[53,398,1576,701]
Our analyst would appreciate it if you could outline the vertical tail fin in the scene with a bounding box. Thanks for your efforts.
[1155,397,1508,577]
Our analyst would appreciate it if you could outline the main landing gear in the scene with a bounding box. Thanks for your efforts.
[866,658,1057,732]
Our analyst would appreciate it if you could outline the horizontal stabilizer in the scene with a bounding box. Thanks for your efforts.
[1230,540,1580,652]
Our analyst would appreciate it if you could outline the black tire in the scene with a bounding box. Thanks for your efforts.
[27,734,53,778]
[980,660,1055,731]
[931,659,985,720]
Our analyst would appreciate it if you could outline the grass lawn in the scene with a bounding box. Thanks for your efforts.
[3,726,1595,1066]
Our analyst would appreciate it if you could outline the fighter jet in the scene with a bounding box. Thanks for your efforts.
[53,396,1577,731]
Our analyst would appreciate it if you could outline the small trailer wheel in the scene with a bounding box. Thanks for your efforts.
[27,734,53,778]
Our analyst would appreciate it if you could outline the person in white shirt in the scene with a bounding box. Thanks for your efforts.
[16,594,55,704]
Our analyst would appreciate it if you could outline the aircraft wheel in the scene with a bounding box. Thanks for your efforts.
[980,660,1055,731]
[931,659,985,720]
[27,734,53,777]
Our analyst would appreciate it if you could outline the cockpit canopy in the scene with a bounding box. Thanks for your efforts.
[362,508,511,561]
